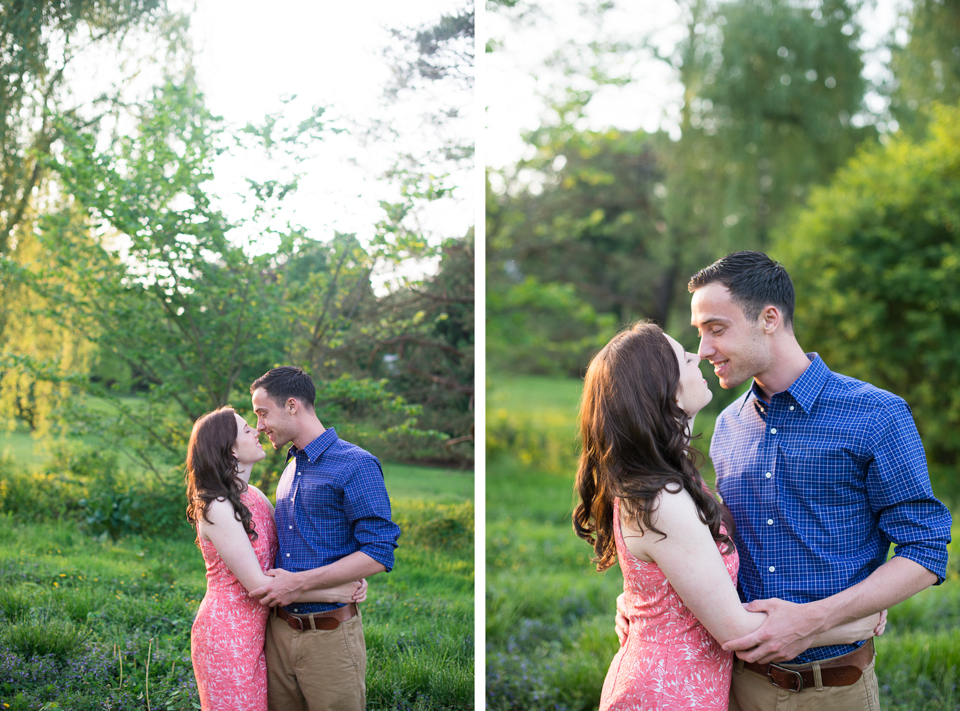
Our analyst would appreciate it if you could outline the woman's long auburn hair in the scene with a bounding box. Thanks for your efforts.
[185,406,257,541]
[573,322,732,572]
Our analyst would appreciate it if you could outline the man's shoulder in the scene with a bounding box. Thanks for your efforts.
[322,435,383,477]
[823,369,908,413]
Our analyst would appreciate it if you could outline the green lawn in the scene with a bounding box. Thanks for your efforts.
[486,373,960,711]
[0,449,474,710]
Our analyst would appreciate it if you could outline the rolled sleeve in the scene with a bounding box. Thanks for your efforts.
[342,456,401,572]
[867,400,952,584]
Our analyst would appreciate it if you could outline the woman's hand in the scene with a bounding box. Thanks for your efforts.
[873,609,887,637]
[323,579,367,604]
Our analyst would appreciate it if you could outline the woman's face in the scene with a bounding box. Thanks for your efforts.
[665,335,713,417]
[232,413,266,465]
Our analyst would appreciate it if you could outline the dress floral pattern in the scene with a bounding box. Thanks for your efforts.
[599,497,739,711]
[191,487,278,711]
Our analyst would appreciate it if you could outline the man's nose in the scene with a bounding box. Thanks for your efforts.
[698,337,714,360]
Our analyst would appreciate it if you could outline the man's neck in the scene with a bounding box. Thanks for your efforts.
[292,417,326,451]
[754,339,811,400]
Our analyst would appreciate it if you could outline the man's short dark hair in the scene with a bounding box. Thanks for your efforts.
[688,251,795,326]
[250,366,316,410]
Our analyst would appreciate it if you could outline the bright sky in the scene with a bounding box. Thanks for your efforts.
[66,0,473,286]
[183,0,473,281]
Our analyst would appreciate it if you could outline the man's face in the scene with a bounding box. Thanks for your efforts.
[690,282,772,390]
[251,387,296,450]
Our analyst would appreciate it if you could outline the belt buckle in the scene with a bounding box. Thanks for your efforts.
[284,610,306,632]
[767,664,804,692]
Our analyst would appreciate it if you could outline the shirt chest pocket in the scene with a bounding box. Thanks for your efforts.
[295,480,343,511]
[779,448,868,507]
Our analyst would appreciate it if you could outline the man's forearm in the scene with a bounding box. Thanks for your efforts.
[809,556,936,635]
[296,551,386,592]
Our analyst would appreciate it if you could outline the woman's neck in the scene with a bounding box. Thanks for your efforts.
[236,462,253,485]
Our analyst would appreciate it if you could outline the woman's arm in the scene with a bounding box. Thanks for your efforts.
[200,499,364,604]
[621,488,767,644]
[808,611,884,646]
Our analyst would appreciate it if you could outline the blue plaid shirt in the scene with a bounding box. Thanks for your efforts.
[274,427,401,614]
[711,354,951,664]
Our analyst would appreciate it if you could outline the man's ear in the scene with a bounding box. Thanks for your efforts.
[761,305,781,334]
[286,397,299,415]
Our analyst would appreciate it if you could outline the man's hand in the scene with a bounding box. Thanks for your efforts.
[615,593,629,646]
[722,597,826,664]
[249,568,305,608]
[354,578,368,602]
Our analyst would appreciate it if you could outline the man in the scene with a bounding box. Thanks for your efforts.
[618,252,951,710]
[248,365,401,711]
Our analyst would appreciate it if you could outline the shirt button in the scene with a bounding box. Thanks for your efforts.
[770,428,778,434]
[289,525,293,530]
[286,553,290,557]
[767,519,774,525]
[765,472,772,478]
[297,472,301,476]
[769,566,776,572]
[789,406,795,411]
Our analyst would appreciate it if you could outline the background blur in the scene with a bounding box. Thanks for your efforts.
[485,0,960,708]
[0,2,474,709]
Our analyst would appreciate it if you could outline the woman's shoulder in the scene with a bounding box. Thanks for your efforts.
[646,485,701,532]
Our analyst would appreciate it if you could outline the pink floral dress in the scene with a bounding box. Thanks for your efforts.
[191,487,278,711]
[599,497,739,711]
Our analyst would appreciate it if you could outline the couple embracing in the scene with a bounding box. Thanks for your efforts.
[575,252,952,710]
[184,366,401,710]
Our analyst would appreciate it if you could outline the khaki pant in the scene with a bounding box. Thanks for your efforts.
[729,654,880,711]
[265,608,367,711]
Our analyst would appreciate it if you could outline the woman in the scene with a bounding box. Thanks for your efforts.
[185,407,365,711]
[573,323,881,710]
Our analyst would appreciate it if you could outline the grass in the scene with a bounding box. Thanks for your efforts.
[0,454,474,710]
[486,373,960,711]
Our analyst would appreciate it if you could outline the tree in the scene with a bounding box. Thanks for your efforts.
[777,101,960,497]
[672,0,872,252]
[889,0,960,137]
[0,0,173,255]
[488,126,673,323]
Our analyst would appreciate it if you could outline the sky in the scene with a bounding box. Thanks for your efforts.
[67,0,473,287]
[185,1,469,241]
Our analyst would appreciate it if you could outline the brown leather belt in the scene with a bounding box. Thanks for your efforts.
[742,638,874,692]
[276,603,357,632]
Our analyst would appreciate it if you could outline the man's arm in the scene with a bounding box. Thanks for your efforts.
[724,555,936,663]
[250,551,385,607]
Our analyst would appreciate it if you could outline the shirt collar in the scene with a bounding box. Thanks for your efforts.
[286,427,338,463]
[738,353,829,415]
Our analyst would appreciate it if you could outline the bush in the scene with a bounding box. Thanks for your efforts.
[393,501,474,551]
[778,101,960,502]
[0,445,192,539]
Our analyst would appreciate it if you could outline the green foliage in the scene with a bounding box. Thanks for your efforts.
[889,0,960,137]
[0,444,191,540]
[778,101,960,500]
[487,276,616,378]
[488,129,672,324]
[0,0,173,254]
